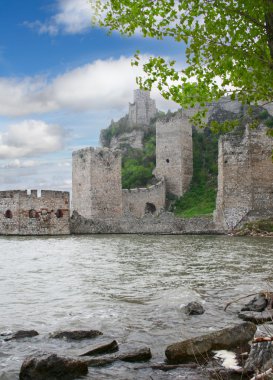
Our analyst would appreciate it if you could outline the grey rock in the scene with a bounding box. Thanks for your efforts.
[86,347,152,367]
[79,340,118,356]
[50,329,102,340]
[119,347,152,362]
[238,309,273,324]
[244,340,273,372]
[4,330,39,341]
[183,302,205,315]
[19,353,88,380]
[241,294,268,312]
[165,322,257,363]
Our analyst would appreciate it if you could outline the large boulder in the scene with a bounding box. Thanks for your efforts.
[20,353,88,380]
[165,322,256,363]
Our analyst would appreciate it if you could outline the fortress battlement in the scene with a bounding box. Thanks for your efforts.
[122,177,165,194]
[0,190,69,200]
[0,190,70,236]
[122,177,165,218]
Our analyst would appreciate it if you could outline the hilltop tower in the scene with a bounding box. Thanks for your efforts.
[72,147,122,219]
[128,89,157,127]
[154,111,193,198]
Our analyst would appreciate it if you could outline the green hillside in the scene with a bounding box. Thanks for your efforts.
[172,129,218,217]
[100,104,273,218]
[122,129,156,189]
[100,111,220,218]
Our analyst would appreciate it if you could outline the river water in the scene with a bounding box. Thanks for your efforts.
[0,234,272,379]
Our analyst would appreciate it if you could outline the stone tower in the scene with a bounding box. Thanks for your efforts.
[214,125,273,230]
[72,147,122,219]
[154,111,193,198]
[128,89,157,127]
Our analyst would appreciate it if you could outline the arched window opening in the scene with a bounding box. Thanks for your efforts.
[5,210,12,219]
[145,202,156,214]
[56,209,63,218]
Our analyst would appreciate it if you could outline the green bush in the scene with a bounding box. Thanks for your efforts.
[121,133,156,189]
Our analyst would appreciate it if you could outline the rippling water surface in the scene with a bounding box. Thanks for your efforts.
[0,234,272,379]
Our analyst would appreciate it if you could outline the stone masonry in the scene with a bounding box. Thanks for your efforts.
[129,89,157,127]
[72,147,123,219]
[154,111,193,198]
[122,177,165,218]
[214,125,273,230]
[0,190,70,235]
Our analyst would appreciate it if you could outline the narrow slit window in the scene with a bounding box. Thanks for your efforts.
[5,210,12,219]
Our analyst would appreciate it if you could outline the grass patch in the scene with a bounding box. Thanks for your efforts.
[173,186,216,218]
[173,128,218,218]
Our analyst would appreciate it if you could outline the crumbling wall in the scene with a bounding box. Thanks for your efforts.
[122,178,165,218]
[154,111,193,197]
[214,125,273,230]
[70,211,218,235]
[0,190,70,235]
[129,89,157,127]
[72,147,123,219]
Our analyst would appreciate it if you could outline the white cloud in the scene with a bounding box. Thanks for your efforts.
[0,120,66,159]
[0,56,178,118]
[25,0,93,35]
[0,77,56,116]
[47,57,142,111]
[0,159,37,169]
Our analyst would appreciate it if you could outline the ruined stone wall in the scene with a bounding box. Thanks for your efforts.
[129,89,157,127]
[0,190,70,235]
[70,211,218,235]
[122,178,165,218]
[154,111,193,197]
[72,147,123,219]
[214,125,273,230]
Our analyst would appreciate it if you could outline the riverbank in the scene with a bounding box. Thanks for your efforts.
[1,235,273,379]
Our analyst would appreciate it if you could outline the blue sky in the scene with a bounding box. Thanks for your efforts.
[0,0,182,191]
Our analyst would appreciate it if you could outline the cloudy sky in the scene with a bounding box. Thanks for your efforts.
[0,0,182,192]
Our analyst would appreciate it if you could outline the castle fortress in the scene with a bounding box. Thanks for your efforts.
[72,90,193,222]
[0,90,272,235]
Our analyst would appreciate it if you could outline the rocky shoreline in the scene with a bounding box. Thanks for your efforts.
[3,295,273,380]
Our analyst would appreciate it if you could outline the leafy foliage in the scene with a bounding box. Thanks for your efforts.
[92,0,273,125]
